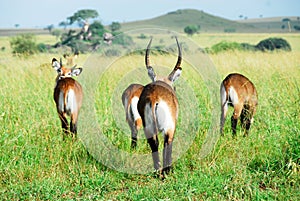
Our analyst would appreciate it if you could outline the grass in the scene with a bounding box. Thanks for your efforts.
[0,33,299,200]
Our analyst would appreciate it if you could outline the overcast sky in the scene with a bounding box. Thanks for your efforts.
[0,0,299,28]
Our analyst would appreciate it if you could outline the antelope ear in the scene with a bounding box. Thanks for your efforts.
[71,68,83,76]
[168,67,182,83]
[52,58,61,71]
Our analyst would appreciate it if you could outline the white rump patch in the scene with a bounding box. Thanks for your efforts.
[155,101,174,133]
[66,89,76,115]
[228,86,239,105]
[130,96,141,122]
[220,83,227,106]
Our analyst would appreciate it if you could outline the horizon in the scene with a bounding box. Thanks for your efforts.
[0,0,299,29]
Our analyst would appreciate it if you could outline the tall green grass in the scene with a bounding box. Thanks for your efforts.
[0,34,299,200]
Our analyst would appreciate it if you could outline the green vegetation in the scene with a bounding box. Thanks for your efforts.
[207,37,292,53]
[10,34,39,56]
[184,25,200,35]
[0,33,299,200]
[67,9,99,26]
[256,37,291,51]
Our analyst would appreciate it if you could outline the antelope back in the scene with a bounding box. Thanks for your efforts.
[221,73,257,106]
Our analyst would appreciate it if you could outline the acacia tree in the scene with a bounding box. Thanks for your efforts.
[67,9,99,26]
[59,21,68,29]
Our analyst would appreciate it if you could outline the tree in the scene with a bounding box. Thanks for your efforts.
[184,25,200,36]
[67,9,99,26]
[89,20,105,36]
[14,24,20,28]
[59,21,68,30]
[110,22,121,32]
[46,24,54,33]
[282,18,291,22]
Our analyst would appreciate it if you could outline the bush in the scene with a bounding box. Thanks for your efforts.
[224,28,236,33]
[104,48,122,57]
[113,34,134,46]
[240,43,257,51]
[67,40,91,53]
[137,33,147,39]
[294,25,300,31]
[255,37,291,52]
[37,43,50,53]
[10,34,38,56]
[207,37,292,54]
[209,41,242,53]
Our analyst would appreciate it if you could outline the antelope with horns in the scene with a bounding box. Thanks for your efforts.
[52,58,83,138]
[137,37,182,176]
[63,51,79,67]
[220,73,258,137]
[122,83,144,149]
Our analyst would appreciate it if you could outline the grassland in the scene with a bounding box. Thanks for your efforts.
[0,33,299,200]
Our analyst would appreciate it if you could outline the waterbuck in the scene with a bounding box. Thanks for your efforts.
[52,58,83,138]
[220,73,258,137]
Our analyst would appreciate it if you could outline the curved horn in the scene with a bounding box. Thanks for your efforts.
[174,36,182,70]
[145,37,156,82]
[145,37,153,68]
[60,58,63,67]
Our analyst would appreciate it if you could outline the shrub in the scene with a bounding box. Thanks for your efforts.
[294,25,300,31]
[113,34,134,46]
[37,43,50,53]
[104,48,121,57]
[209,41,242,53]
[255,37,291,52]
[67,40,91,53]
[240,43,257,51]
[10,34,38,56]
[137,33,147,39]
[224,28,236,33]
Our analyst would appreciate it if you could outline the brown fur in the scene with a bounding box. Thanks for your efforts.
[137,37,182,178]
[220,73,258,137]
[52,58,83,138]
[122,84,144,148]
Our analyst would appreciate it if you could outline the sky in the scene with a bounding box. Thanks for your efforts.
[0,0,299,28]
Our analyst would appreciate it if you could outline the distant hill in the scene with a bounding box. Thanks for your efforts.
[120,9,256,33]
[237,16,300,33]
[0,9,299,36]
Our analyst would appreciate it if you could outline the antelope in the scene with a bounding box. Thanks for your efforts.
[137,37,182,177]
[52,58,83,138]
[121,83,144,149]
[63,51,79,66]
[220,73,258,137]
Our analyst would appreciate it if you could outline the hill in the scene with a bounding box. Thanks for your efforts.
[120,9,256,33]
[237,16,300,33]
[0,9,299,36]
